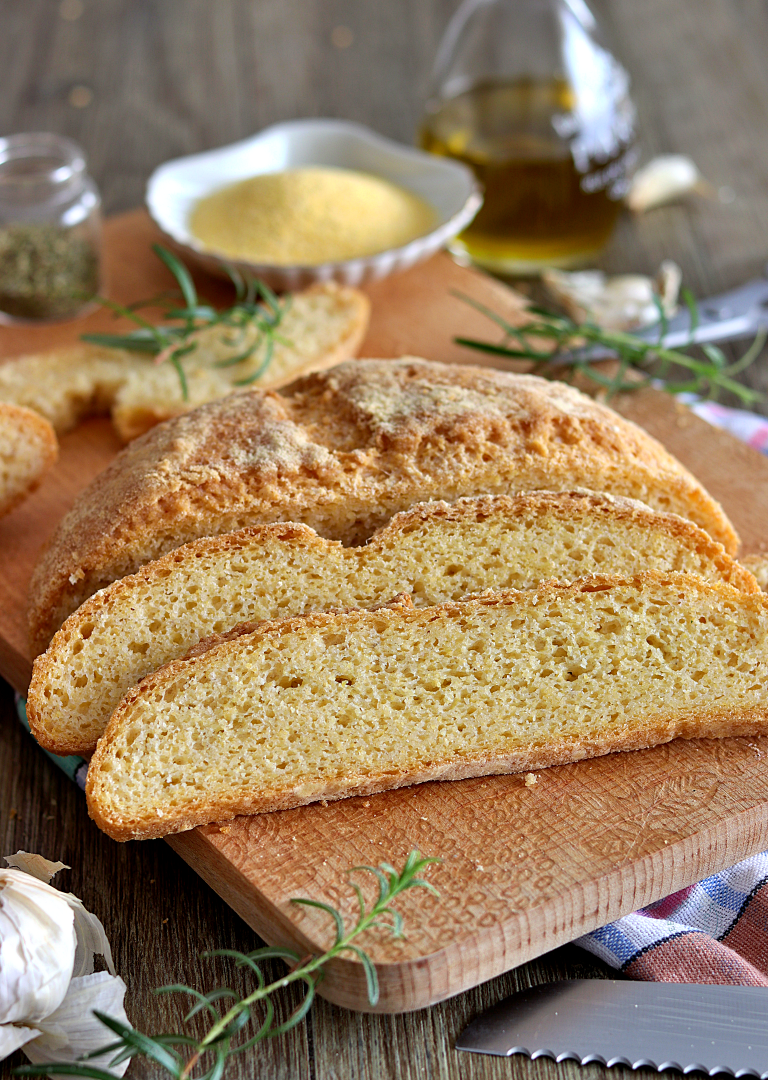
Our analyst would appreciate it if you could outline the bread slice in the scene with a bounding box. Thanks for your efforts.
[0,345,153,434]
[85,572,768,841]
[27,358,738,654]
[0,403,58,517]
[110,282,370,441]
[28,490,758,758]
[0,282,369,440]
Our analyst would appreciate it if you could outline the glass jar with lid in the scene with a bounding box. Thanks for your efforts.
[0,133,102,322]
[420,0,637,274]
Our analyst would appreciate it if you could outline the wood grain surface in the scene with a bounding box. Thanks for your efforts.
[3,0,768,1076]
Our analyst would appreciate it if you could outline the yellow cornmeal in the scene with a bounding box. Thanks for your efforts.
[189,167,436,265]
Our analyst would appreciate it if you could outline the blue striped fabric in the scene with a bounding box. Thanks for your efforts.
[577,852,768,974]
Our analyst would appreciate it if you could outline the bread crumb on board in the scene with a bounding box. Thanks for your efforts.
[524,772,539,787]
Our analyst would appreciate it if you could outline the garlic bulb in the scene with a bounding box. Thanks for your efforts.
[626,155,701,212]
[0,870,76,1025]
[0,852,128,1076]
[543,261,681,332]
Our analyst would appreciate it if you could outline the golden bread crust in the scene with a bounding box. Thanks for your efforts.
[28,358,737,653]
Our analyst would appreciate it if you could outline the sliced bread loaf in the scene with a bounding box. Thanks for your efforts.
[85,572,768,840]
[0,403,58,518]
[0,347,145,434]
[0,282,369,440]
[28,490,758,758]
[27,358,738,654]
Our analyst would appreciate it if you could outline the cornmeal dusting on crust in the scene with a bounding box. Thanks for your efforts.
[27,358,738,654]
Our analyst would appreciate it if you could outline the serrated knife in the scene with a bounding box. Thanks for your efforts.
[456,980,768,1076]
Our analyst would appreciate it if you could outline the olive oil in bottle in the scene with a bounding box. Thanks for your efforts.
[420,77,635,274]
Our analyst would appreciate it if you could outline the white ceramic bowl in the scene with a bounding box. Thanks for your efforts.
[146,119,482,291]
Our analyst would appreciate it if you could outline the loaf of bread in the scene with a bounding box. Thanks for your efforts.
[27,358,738,654]
[29,490,757,758]
[0,403,58,518]
[85,572,768,840]
[0,282,369,441]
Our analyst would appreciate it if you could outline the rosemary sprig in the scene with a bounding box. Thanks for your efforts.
[454,290,764,405]
[80,245,292,400]
[13,850,439,1080]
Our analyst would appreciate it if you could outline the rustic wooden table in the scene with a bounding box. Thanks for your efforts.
[2,2,768,1077]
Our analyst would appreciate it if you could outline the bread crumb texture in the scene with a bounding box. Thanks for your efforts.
[28,490,758,758]
[27,358,737,654]
[0,403,57,517]
[85,573,768,841]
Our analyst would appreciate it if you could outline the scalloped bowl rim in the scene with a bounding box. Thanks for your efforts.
[145,119,483,281]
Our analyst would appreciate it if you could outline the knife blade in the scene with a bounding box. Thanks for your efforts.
[456,979,768,1076]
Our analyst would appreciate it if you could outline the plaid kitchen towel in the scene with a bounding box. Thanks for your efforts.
[576,853,768,984]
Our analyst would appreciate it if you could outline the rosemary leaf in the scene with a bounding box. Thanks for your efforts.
[81,246,290,401]
[13,851,440,1080]
[453,290,764,405]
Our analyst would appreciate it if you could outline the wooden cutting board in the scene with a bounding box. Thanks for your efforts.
[3,210,768,1014]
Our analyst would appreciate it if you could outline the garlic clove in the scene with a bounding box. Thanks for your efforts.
[0,1022,39,1058]
[626,154,701,212]
[23,972,130,1077]
[0,870,76,1026]
[543,261,681,332]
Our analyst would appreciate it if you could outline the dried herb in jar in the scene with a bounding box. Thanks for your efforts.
[0,222,99,320]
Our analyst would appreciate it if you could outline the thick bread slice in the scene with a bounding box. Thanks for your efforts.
[27,359,737,654]
[86,572,768,841]
[0,404,58,517]
[0,282,369,440]
[0,345,153,433]
[28,491,758,758]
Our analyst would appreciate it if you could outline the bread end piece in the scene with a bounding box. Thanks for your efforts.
[0,403,58,517]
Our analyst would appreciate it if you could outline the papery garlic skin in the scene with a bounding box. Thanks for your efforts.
[24,971,130,1077]
[626,154,701,212]
[3,851,116,978]
[0,870,76,1025]
[0,1022,39,1059]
